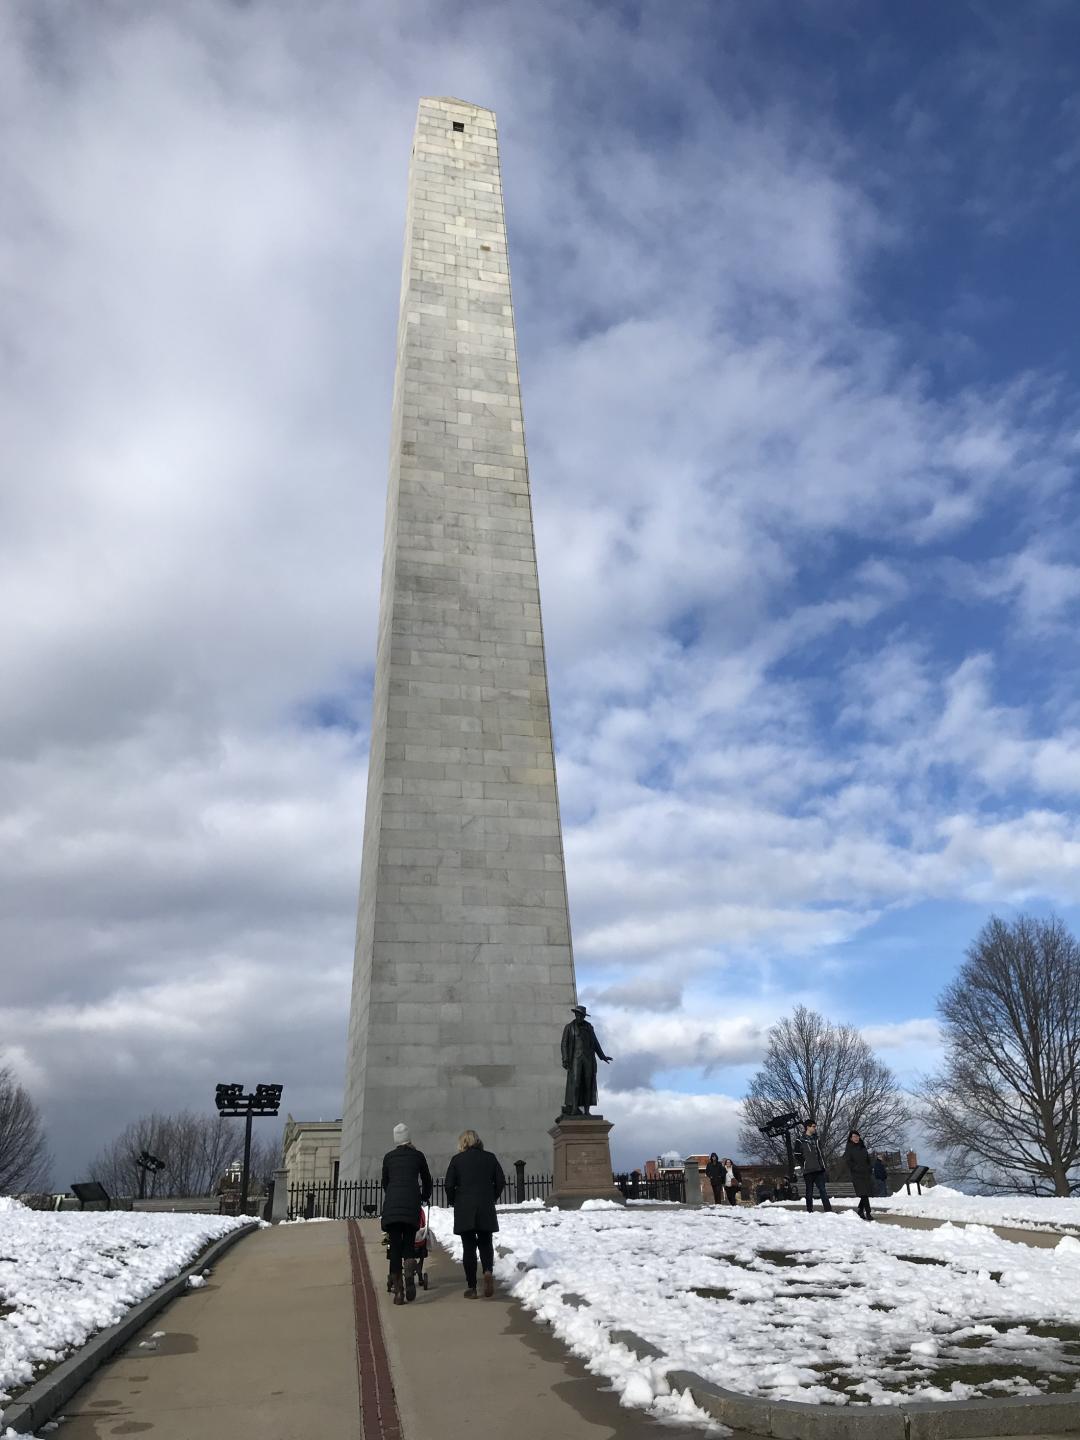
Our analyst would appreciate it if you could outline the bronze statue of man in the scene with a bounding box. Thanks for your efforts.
[560,1005,613,1117]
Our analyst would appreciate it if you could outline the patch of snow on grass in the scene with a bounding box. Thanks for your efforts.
[0,1208,249,1406]
[867,1187,1080,1233]
[429,1203,1080,1419]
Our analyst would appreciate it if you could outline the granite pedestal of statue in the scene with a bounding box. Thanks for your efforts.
[546,1115,625,1209]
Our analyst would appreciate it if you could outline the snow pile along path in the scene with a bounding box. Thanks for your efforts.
[429,1203,1080,1418]
[0,1203,250,1405]
[858,1186,1080,1233]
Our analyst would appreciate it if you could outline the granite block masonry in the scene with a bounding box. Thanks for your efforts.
[341,98,579,1179]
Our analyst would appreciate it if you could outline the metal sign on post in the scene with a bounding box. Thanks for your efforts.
[905,1164,931,1195]
[214,1082,283,1214]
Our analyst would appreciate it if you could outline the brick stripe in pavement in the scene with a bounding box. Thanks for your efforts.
[347,1217,403,1440]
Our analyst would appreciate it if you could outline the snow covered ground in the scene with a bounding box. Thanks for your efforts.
[0,1200,251,1408]
[429,1202,1080,1419]
[837,1185,1080,1233]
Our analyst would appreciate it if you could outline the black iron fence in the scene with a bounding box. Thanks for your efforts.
[288,1168,690,1219]
[614,1171,687,1203]
[287,1172,555,1221]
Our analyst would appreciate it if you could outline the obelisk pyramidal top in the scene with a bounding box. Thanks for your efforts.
[341,98,578,1178]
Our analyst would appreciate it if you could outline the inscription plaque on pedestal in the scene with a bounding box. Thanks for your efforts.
[547,1115,625,1209]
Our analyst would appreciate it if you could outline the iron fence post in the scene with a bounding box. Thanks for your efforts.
[515,1159,526,1204]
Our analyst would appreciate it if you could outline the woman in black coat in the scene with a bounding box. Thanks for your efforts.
[844,1129,874,1220]
[444,1129,505,1298]
[381,1123,432,1304]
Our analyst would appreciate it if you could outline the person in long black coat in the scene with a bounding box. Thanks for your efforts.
[844,1129,874,1220]
[381,1123,432,1304]
[444,1129,505,1298]
[704,1152,724,1205]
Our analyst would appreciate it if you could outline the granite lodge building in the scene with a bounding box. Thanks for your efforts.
[281,1116,342,1192]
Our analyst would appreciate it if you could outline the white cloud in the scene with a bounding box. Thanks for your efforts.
[860,1019,943,1052]
[963,545,1080,630]
[601,1009,767,1079]
[604,1088,745,1171]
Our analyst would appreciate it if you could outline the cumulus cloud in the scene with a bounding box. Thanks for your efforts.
[597,1010,768,1093]
[604,1089,745,1171]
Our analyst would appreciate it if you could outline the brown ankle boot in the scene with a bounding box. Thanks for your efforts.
[482,1271,494,1298]
[393,1274,405,1305]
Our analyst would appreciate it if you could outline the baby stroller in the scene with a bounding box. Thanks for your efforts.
[385,1206,430,1299]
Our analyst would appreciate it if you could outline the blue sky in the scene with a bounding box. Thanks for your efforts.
[2,0,1080,1175]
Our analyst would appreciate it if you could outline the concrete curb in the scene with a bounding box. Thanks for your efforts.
[0,1220,260,1435]
[665,1367,1080,1438]
[608,1331,1080,1438]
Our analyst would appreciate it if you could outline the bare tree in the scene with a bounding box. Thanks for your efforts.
[0,1065,51,1194]
[739,1005,913,1171]
[921,914,1080,1196]
[199,1115,247,1195]
[247,1130,284,1194]
[90,1111,242,1197]
[88,1112,175,1197]
[89,1110,285,1198]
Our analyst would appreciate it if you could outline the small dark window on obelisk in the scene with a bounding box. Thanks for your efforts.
[452,120,464,132]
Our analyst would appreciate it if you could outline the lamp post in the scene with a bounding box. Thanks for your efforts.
[135,1149,166,1201]
[214,1082,283,1215]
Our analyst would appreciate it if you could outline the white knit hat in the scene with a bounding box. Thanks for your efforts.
[393,1123,410,1145]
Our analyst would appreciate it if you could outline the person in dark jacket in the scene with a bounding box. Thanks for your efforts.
[381,1123,432,1304]
[444,1129,505,1298]
[704,1152,724,1205]
[844,1130,874,1220]
[799,1120,832,1213]
[872,1153,889,1198]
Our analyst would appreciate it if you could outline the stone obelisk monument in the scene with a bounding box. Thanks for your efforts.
[341,98,578,1179]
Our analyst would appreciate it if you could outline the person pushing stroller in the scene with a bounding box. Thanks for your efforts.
[381,1122,432,1304]
[386,1203,431,1295]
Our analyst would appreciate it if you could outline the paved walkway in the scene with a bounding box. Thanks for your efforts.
[55,1220,710,1440]
[58,1221,362,1440]
[360,1220,707,1440]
